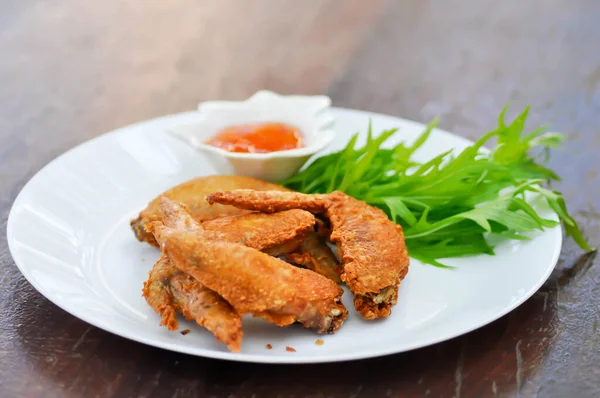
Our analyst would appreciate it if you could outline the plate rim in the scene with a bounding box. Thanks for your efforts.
[6,107,562,364]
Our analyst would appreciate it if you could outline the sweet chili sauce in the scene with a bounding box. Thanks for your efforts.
[206,122,303,153]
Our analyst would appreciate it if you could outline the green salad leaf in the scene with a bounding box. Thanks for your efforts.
[281,106,594,267]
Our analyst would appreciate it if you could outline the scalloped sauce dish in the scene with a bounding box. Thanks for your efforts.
[167,90,336,181]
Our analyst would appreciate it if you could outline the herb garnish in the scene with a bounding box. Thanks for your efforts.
[282,106,593,267]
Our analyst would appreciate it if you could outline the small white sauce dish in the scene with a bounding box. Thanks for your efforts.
[168,90,336,181]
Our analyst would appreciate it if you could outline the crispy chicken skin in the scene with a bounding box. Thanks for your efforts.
[131,175,289,246]
[143,197,317,349]
[201,210,315,256]
[206,189,410,320]
[142,254,179,331]
[150,223,348,334]
[156,196,315,255]
[285,231,342,283]
[158,195,340,277]
[142,255,243,352]
[169,267,243,352]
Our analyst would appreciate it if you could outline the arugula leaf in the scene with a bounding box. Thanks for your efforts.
[281,106,594,266]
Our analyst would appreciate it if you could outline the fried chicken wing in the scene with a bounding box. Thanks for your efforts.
[143,197,319,350]
[143,255,242,352]
[151,223,348,334]
[206,189,410,320]
[158,194,339,280]
[131,175,289,246]
[157,196,315,255]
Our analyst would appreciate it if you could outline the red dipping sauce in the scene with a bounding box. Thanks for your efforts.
[206,122,303,153]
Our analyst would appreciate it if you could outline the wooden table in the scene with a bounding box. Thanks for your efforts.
[2,1,599,397]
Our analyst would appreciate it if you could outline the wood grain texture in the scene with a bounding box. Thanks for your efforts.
[329,1,600,397]
[1,0,599,397]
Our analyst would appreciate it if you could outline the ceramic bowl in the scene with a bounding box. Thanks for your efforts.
[168,90,336,181]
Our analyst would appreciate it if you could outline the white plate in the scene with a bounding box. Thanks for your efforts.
[7,108,561,364]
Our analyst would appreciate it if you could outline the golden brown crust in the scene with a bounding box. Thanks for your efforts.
[326,191,409,295]
[144,197,338,350]
[142,254,243,351]
[142,255,179,331]
[156,196,315,254]
[206,189,328,214]
[201,209,315,254]
[152,224,348,334]
[131,175,289,245]
[285,231,342,283]
[170,270,243,352]
[206,189,410,320]
[143,197,321,349]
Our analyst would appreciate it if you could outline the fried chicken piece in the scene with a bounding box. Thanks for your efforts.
[158,196,340,281]
[169,267,242,352]
[201,211,314,256]
[156,196,315,255]
[285,231,342,283]
[143,197,317,350]
[150,223,348,333]
[142,254,179,331]
[282,217,342,283]
[143,255,243,352]
[206,190,410,320]
[131,175,288,246]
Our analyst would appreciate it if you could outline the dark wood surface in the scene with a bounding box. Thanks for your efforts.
[2,1,599,397]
